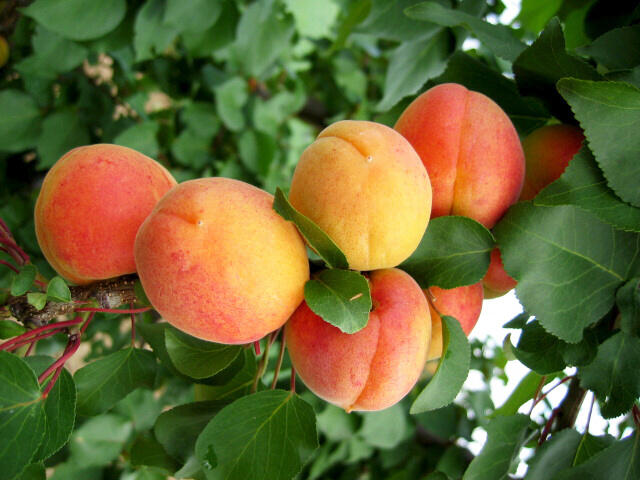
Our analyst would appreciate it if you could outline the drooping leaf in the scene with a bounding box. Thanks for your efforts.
[400,216,494,289]
[75,348,157,416]
[67,413,132,466]
[359,403,408,449]
[304,269,372,334]
[0,90,42,153]
[46,276,71,303]
[494,203,640,343]
[535,147,640,232]
[411,316,470,414]
[11,264,37,296]
[511,320,566,374]
[526,429,582,480]
[273,187,349,269]
[557,79,640,208]
[195,390,318,480]
[165,328,241,379]
[617,277,640,336]
[579,331,640,418]
[578,25,640,70]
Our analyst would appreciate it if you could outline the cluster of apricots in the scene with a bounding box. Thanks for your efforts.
[34,82,583,412]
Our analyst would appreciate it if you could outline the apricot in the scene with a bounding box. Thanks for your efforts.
[134,178,309,345]
[395,83,525,229]
[285,268,430,412]
[35,144,176,285]
[288,120,431,272]
[482,248,518,299]
[425,283,483,362]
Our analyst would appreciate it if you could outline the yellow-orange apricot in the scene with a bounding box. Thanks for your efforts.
[134,177,309,345]
[289,120,431,272]
[285,268,430,412]
[35,144,176,284]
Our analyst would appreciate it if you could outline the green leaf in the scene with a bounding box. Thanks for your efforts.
[46,276,71,303]
[273,187,349,269]
[0,320,26,339]
[494,203,640,343]
[27,293,47,311]
[134,0,179,62]
[182,0,239,57]
[68,413,132,466]
[172,130,212,169]
[557,79,640,208]
[22,0,126,41]
[284,0,340,39]
[195,390,318,480]
[163,0,222,34]
[136,322,183,377]
[411,316,470,414]
[253,88,305,136]
[512,321,566,374]
[328,0,371,53]
[155,400,230,462]
[561,329,598,367]
[516,0,563,33]
[165,328,241,379]
[358,404,408,449]
[462,414,530,480]
[405,1,526,62]
[11,264,37,296]
[579,331,640,418]
[435,52,549,134]
[571,433,616,466]
[238,130,278,177]
[377,30,450,112]
[15,463,45,480]
[194,350,258,402]
[535,147,640,232]
[114,121,160,159]
[579,25,640,70]
[181,102,220,138]
[130,432,179,473]
[400,216,494,289]
[526,429,582,480]
[554,433,640,479]
[304,269,372,334]
[617,278,640,336]
[357,0,437,42]
[36,109,90,170]
[493,371,554,417]
[512,18,602,123]
[0,351,46,480]
[0,90,42,153]
[316,405,358,442]
[25,356,76,462]
[214,77,249,132]
[75,348,157,416]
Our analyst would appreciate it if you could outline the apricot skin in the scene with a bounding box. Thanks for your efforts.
[134,177,309,345]
[425,283,484,362]
[35,144,177,285]
[395,83,525,229]
[285,268,430,412]
[289,120,431,272]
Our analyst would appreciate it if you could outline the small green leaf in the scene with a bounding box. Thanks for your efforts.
[0,320,27,339]
[68,414,132,467]
[493,371,555,417]
[165,328,241,379]
[113,121,160,159]
[195,390,318,480]
[163,0,222,34]
[134,0,179,62]
[214,77,249,132]
[557,79,640,208]
[411,316,470,414]
[46,276,71,303]
[462,414,530,480]
[358,404,408,449]
[75,348,157,416]
[579,331,640,418]
[273,187,349,269]
[617,278,640,336]
[511,321,566,374]
[400,216,494,289]
[27,293,48,311]
[304,269,371,334]
[0,90,42,153]
[11,264,37,296]
[284,0,340,39]
[36,109,90,170]
[526,429,582,480]
[578,25,640,70]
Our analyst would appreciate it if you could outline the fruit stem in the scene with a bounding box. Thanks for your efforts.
[0,317,83,351]
[253,340,261,356]
[4,329,65,352]
[528,375,547,415]
[0,259,19,274]
[538,407,560,445]
[38,333,81,384]
[533,375,575,408]
[270,336,287,389]
[290,366,296,393]
[251,334,273,393]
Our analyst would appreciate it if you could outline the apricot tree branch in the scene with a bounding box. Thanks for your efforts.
[554,376,587,432]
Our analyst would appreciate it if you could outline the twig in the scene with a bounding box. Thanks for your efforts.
[290,366,296,393]
[271,336,287,389]
[528,375,547,415]
[555,376,587,431]
[0,317,83,351]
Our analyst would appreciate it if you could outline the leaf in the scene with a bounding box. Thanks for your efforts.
[411,316,470,414]
[0,90,41,153]
[400,216,494,289]
[136,322,184,377]
[194,350,259,402]
[114,121,160,159]
[405,1,526,62]
[571,433,616,466]
[283,0,340,39]
[316,405,358,442]
[526,429,582,480]
[68,413,132,466]
[130,433,179,473]
[358,404,408,449]
[163,0,222,34]
[0,351,46,480]
[238,130,278,177]
[554,433,640,480]
[36,109,90,170]
[617,278,640,336]
[462,414,530,480]
[134,0,179,62]
[165,328,241,379]
[46,276,71,302]
[15,463,45,480]
[273,187,349,269]
[25,356,76,462]
[579,331,640,418]
[11,264,37,296]
[512,18,602,123]
[494,203,640,343]
[75,348,157,416]
[492,371,554,417]
[535,147,640,232]
[356,0,437,42]
[195,390,318,480]
[557,79,640,208]
[27,293,47,311]
[22,0,126,41]
[214,77,249,132]
[516,0,563,33]
[578,25,640,70]
[435,51,549,134]
[511,320,566,374]
[377,30,450,111]
[304,269,372,334]
[0,320,26,339]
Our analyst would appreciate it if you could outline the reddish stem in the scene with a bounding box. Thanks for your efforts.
[585,393,596,434]
[539,407,560,445]
[632,405,640,430]
[0,318,83,351]
[271,337,286,390]
[5,329,64,352]
[41,365,64,398]
[74,306,151,314]
[0,236,29,265]
[290,366,296,393]
[130,303,136,347]
[254,340,261,356]
[534,375,575,408]
[24,340,36,357]
[80,312,95,334]
[38,334,80,384]
[0,259,19,274]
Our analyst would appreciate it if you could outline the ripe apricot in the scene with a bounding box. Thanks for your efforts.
[285,268,430,412]
[35,144,176,284]
[134,177,309,345]
[289,120,431,271]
